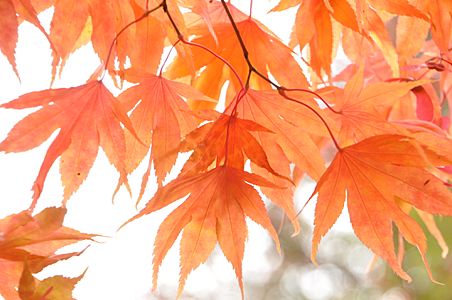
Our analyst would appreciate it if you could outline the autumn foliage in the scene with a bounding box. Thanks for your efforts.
[0,0,452,299]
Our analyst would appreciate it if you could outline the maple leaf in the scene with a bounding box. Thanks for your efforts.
[125,165,281,299]
[49,0,91,74]
[364,0,428,20]
[180,112,281,176]
[416,209,449,259]
[49,0,166,77]
[0,0,20,75]
[323,67,428,146]
[0,81,138,205]
[271,0,359,76]
[401,125,452,162]
[179,0,217,42]
[310,135,452,281]
[179,106,302,233]
[354,0,428,76]
[250,159,302,235]
[272,0,427,77]
[126,3,166,74]
[394,200,449,262]
[218,89,330,233]
[232,89,326,180]
[423,0,452,53]
[0,207,94,300]
[118,72,211,184]
[18,264,85,300]
[0,0,51,76]
[89,0,136,74]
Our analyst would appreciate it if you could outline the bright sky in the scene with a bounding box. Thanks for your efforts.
[0,1,364,299]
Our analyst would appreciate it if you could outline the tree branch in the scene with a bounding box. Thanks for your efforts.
[162,0,183,39]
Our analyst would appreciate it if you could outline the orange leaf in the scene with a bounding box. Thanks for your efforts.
[368,0,428,20]
[19,263,85,300]
[50,0,90,74]
[425,0,452,53]
[0,0,50,77]
[180,111,284,180]
[119,73,205,184]
[0,0,19,75]
[125,166,281,299]
[0,81,137,205]
[416,209,449,259]
[311,135,452,281]
[233,89,326,180]
[276,0,358,76]
[0,207,93,300]
[325,67,429,146]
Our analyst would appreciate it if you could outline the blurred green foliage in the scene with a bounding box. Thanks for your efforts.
[244,206,452,300]
[381,216,452,300]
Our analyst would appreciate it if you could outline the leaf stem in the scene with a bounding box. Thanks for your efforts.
[162,0,249,167]
[278,89,342,151]
[281,87,340,114]
[159,39,180,76]
[224,88,247,166]
[220,0,248,60]
[162,0,183,38]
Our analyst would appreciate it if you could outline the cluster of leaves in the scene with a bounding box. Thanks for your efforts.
[0,207,93,299]
[0,0,451,298]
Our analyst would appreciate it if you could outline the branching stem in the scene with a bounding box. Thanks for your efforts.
[220,0,341,150]
[220,0,276,89]
[164,0,343,158]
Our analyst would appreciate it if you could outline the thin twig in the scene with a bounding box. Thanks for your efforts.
[220,0,277,88]
[162,0,183,38]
